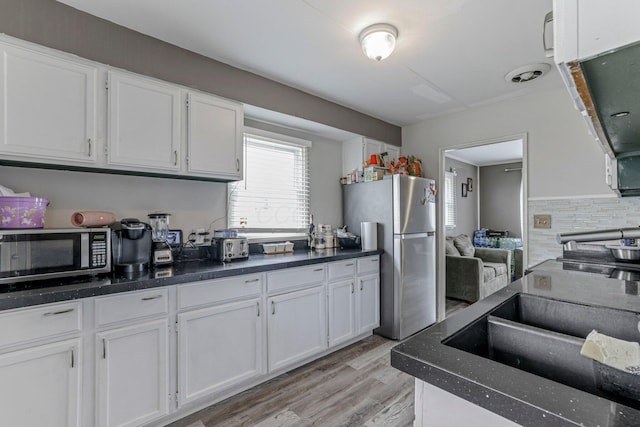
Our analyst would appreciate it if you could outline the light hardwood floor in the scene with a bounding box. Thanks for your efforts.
[167,335,415,427]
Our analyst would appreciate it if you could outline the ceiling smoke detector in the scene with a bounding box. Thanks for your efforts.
[505,63,551,83]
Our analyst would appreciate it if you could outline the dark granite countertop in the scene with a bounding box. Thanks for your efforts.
[0,248,382,311]
[391,259,640,427]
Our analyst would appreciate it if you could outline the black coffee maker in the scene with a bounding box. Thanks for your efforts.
[110,218,152,273]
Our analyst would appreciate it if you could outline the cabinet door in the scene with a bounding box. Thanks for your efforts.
[268,285,327,372]
[384,144,400,163]
[328,279,356,347]
[96,319,169,427]
[107,71,181,172]
[0,338,81,427]
[0,43,97,164]
[177,298,263,406]
[363,138,384,162]
[186,91,243,179]
[357,274,380,334]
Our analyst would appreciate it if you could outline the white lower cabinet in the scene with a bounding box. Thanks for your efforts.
[0,338,81,427]
[357,274,380,334]
[0,256,380,426]
[328,279,356,347]
[267,285,327,372]
[95,319,170,427]
[177,297,263,406]
[328,257,380,347]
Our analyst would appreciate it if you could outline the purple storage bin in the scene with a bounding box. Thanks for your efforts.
[0,197,48,228]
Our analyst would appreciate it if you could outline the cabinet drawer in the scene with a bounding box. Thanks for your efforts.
[357,256,380,275]
[328,260,356,281]
[267,264,325,294]
[0,301,82,348]
[95,288,168,327]
[178,274,262,310]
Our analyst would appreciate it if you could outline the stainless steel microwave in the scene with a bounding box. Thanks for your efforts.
[0,228,111,284]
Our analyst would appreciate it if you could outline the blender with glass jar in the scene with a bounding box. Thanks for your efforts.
[147,212,173,266]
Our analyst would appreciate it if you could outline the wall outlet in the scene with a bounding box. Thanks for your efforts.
[533,214,551,229]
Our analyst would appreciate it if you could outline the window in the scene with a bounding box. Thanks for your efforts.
[228,128,310,238]
[444,171,457,228]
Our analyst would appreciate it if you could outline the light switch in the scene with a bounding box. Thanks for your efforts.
[533,214,551,229]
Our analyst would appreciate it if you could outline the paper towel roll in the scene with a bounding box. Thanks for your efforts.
[361,222,378,250]
[71,211,116,227]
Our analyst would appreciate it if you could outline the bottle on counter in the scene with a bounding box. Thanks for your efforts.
[308,214,315,249]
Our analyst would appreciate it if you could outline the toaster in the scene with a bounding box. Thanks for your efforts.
[211,237,249,262]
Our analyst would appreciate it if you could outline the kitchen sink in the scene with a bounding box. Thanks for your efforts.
[444,294,640,409]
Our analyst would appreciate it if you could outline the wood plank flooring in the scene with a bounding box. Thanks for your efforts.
[166,335,415,427]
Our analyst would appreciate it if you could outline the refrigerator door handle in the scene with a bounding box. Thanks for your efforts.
[396,232,430,239]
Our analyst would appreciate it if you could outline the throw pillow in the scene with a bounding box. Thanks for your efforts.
[445,237,460,256]
[453,234,475,256]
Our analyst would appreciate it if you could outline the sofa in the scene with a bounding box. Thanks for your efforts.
[446,234,512,303]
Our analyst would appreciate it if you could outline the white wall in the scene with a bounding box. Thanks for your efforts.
[0,121,344,235]
[0,166,229,232]
[403,87,612,199]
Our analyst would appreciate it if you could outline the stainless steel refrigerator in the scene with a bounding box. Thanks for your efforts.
[343,175,436,340]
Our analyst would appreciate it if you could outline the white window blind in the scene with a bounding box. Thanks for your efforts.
[228,129,310,234]
[444,171,457,228]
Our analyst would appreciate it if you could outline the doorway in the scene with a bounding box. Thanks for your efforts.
[436,134,528,320]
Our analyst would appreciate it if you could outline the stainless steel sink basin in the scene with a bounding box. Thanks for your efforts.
[444,294,640,409]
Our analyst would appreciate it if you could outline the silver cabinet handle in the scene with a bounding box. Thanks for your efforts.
[236,158,240,172]
[87,138,92,157]
[102,338,107,359]
[141,295,163,301]
[245,278,260,283]
[371,258,378,262]
[543,11,553,58]
[271,300,276,315]
[345,263,354,267]
[43,308,74,317]
[256,301,260,317]
[70,348,75,368]
[351,282,354,294]
[173,150,178,166]
[313,268,323,272]
[360,280,364,291]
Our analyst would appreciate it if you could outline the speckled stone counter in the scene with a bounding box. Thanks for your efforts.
[0,248,382,311]
[391,260,640,427]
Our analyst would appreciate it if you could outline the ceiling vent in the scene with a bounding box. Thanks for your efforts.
[505,63,551,83]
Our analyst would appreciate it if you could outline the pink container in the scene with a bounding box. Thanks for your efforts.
[0,197,49,229]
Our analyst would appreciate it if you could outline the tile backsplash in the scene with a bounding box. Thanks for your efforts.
[528,196,640,266]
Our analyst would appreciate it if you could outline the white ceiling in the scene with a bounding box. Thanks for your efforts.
[57,0,561,130]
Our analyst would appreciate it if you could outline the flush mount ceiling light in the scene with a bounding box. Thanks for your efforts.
[505,63,551,83]
[359,23,398,61]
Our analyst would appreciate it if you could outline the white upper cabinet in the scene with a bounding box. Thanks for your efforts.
[107,71,181,173]
[553,0,640,64]
[186,91,243,180]
[342,136,399,176]
[0,36,244,181]
[0,42,97,165]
